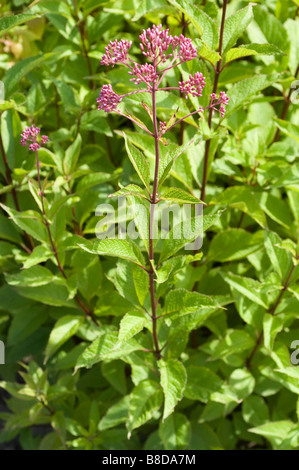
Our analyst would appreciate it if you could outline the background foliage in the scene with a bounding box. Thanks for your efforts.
[0,0,299,450]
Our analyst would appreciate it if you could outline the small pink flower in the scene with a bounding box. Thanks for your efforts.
[179,72,205,99]
[20,126,49,150]
[101,39,132,67]
[159,121,167,135]
[97,84,122,112]
[139,24,173,63]
[128,63,159,86]
[209,91,229,117]
[173,35,197,62]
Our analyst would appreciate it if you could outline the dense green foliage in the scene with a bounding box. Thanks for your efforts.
[0,0,299,450]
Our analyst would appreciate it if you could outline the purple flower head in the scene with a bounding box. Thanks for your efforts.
[128,63,159,86]
[139,24,173,63]
[173,35,197,62]
[179,72,206,99]
[101,39,132,67]
[97,84,122,112]
[210,92,230,117]
[20,125,49,151]
[159,121,167,135]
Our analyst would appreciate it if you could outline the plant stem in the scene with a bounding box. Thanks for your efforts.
[200,0,228,202]
[246,261,296,369]
[148,79,161,361]
[273,63,299,142]
[0,115,34,252]
[73,0,95,89]
[35,150,98,325]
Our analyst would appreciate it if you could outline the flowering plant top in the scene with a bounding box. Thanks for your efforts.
[97,24,229,132]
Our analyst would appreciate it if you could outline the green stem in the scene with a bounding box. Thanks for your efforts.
[149,79,161,361]
[35,150,98,325]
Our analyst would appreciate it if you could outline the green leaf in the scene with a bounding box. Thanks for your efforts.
[6,265,55,287]
[257,192,293,229]
[167,0,218,49]
[159,359,187,420]
[75,330,144,371]
[159,413,190,450]
[229,369,255,400]
[212,186,266,228]
[123,132,150,192]
[158,136,201,189]
[127,380,163,434]
[159,211,222,262]
[79,238,146,268]
[45,315,84,362]
[0,204,48,243]
[249,421,295,440]
[3,53,56,98]
[222,272,269,309]
[118,311,149,344]
[63,134,82,175]
[274,119,299,143]
[225,47,258,64]
[160,188,205,205]
[242,395,270,426]
[184,366,223,403]
[99,396,130,431]
[164,288,221,319]
[263,314,284,351]
[108,184,149,200]
[224,43,283,65]
[264,231,293,282]
[207,229,263,262]
[0,13,41,35]
[222,5,254,53]
[224,74,279,118]
[23,245,53,269]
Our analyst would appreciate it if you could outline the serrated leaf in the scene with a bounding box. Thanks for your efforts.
[263,314,284,351]
[207,229,263,262]
[167,0,218,48]
[184,366,223,403]
[127,380,163,433]
[45,315,84,362]
[99,396,130,431]
[108,184,149,200]
[6,265,55,287]
[63,134,82,175]
[123,132,150,191]
[222,272,269,308]
[212,186,266,228]
[79,238,146,268]
[224,74,279,118]
[118,311,149,344]
[160,187,205,205]
[159,413,190,450]
[159,211,221,262]
[159,359,187,420]
[222,5,253,53]
[0,13,41,35]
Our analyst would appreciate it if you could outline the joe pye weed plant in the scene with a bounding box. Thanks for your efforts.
[0,0,299,451]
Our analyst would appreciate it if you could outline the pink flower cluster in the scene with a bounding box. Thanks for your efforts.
[139,24,173,63]
[20,126,49,151]
[101,39,132,67]
[210,91,230,117]
[173,35,197,62]
[179,72,206,99]
[97,84,122,113]
[128,63,158,85]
